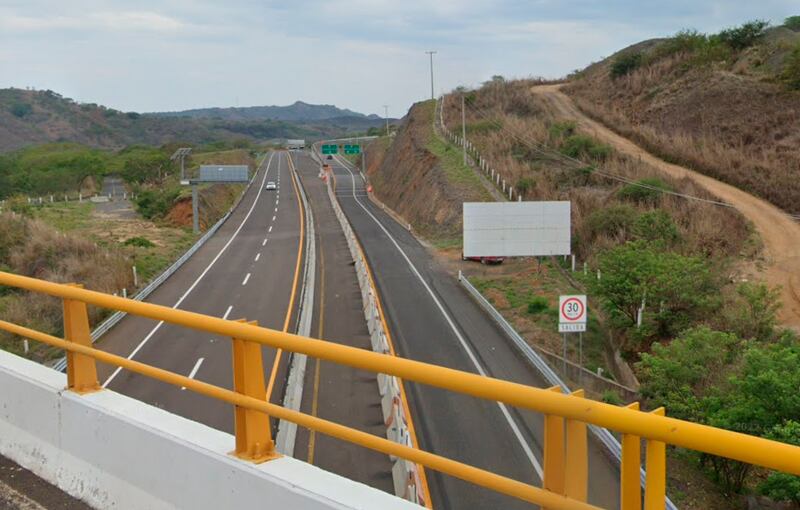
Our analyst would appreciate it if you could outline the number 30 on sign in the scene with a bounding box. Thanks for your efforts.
[559,295,587,333]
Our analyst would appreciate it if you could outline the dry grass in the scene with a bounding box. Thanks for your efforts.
[442,80,752,264]
[564,51,800,214]
[0,213,133,360]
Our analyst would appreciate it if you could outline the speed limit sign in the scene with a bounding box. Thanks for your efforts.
[559,295,587,332]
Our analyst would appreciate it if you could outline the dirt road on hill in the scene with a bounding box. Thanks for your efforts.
[532,83,800,330]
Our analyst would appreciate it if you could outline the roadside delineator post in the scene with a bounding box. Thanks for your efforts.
[63,284,100,394]
[621,402,642,510]
[231,319,279,463]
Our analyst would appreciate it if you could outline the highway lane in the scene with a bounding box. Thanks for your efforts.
[96,151,304,434]
[290,151,394,494]
[327,153,620,509]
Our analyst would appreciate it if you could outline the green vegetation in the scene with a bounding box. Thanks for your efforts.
[123,236,155,248]
[785,16,800,31]
[0,144,108,198]
[715,20,770,51]
[9,102,32,118]
[632,210,679,245]
[590,241,717,346]
[428,128,492,199]
[610,52,643,78]
[548,122,612,161]
[527,296,549,314]
[783,44,800,90]
[616,178,673,204]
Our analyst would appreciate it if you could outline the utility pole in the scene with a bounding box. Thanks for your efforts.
[461,94,467,165]
[383,105,390,136]
[425,50,437,100]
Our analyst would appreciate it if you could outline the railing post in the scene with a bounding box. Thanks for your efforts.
[565,389,588,502]
[231,319,279,463]
[543,386,565,500]
[621,402,642,510]
[644,407,666,510]
[63,284,99,394]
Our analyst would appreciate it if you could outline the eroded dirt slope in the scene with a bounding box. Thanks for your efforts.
[533,84,800,329]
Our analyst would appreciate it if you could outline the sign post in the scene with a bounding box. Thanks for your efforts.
[558,295,587,378]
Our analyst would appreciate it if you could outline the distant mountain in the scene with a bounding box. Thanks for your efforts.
[152,100,384,122]
[0,89,391,152]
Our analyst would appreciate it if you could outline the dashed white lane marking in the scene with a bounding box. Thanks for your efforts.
[255,253,261,262]
[242,273,251,286]
[272,215,276,221]
[181,357,205,390]
[102,152,276,388]
[274,207,278,213]
[223,305,233,320]
[268,225,273,233]
[262,238,268,246]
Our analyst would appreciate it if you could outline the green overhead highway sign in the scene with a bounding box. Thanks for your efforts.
[344,144,361,155]
[321,144,338,154]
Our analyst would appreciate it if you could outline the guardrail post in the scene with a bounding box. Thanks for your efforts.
[565,389,588,502]
[543,386,565,500]
[644,407,666,510]
[231,319,279,463]
[621,402,642,510]
[63,284,100,394]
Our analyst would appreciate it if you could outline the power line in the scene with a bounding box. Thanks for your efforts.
[455,98,739,209]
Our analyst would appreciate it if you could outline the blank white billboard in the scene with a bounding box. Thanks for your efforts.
[462,201,571,257]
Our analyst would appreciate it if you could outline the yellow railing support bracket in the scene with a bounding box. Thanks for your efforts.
[565,389,588,502]
[63,284,100,394]
[231,319,279,463]
[544,385,566,504]
[621,402,642,510]
[644,407,666,510]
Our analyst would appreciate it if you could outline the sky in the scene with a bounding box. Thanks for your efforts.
[0,1,797,117]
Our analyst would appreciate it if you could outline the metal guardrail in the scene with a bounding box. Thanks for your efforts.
[457,220,678,510]
[52,156,264,372]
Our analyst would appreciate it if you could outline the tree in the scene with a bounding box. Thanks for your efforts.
[610,52,642,78]
[759,421,800,505]
[703,338,800,492]
[632,210,679,245]
[785,16,800,31]
[637,327,740,422]
[9,102,32,118]
[724,282,781,341]
[715,20,770,51]
[590,241,718,345]
[122,151,172,184]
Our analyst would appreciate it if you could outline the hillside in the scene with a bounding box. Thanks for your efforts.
[0,88,385,152]
[563,20,800,214]
[153,100,382,122]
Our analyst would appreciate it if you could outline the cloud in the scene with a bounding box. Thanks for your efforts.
[0,10,190,33]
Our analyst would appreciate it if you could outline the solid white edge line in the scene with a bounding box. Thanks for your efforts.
[181,357,205,390]
[334,154,544,479]
[102,152,276,388]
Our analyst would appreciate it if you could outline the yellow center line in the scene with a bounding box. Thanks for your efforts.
[265,151,305,403]
[307,224,326,464]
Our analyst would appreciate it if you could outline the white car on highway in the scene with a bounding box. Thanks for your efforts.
[265,181,277,190]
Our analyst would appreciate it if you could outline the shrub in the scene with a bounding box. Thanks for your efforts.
[561,135,612,161]
[616,178,673,204]
[715,20,770,51]
[759,421,800,505]
[125,111,140,119]
[632,210,679,244]
[587,204,638,240]
[548,121,576,140]
[724,282,781,341]
[784,16,800,32]
[656,29,709,58]
[527,296,549,314]
[134,188,180,220]
[783,44,800,90]
[516,177,534,194]
[123,236,155,248]
[610,52,642,78]
[9,102,32,118]
[601,390,623,406]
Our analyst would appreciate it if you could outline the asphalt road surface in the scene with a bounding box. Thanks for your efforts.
[97,151,304,434]
[327,153,620,510]
[290,151,394,494]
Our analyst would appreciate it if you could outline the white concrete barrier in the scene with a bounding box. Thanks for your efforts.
[0,350,418,510]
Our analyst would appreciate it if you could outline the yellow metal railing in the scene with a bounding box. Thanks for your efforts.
[1,270,800,510]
